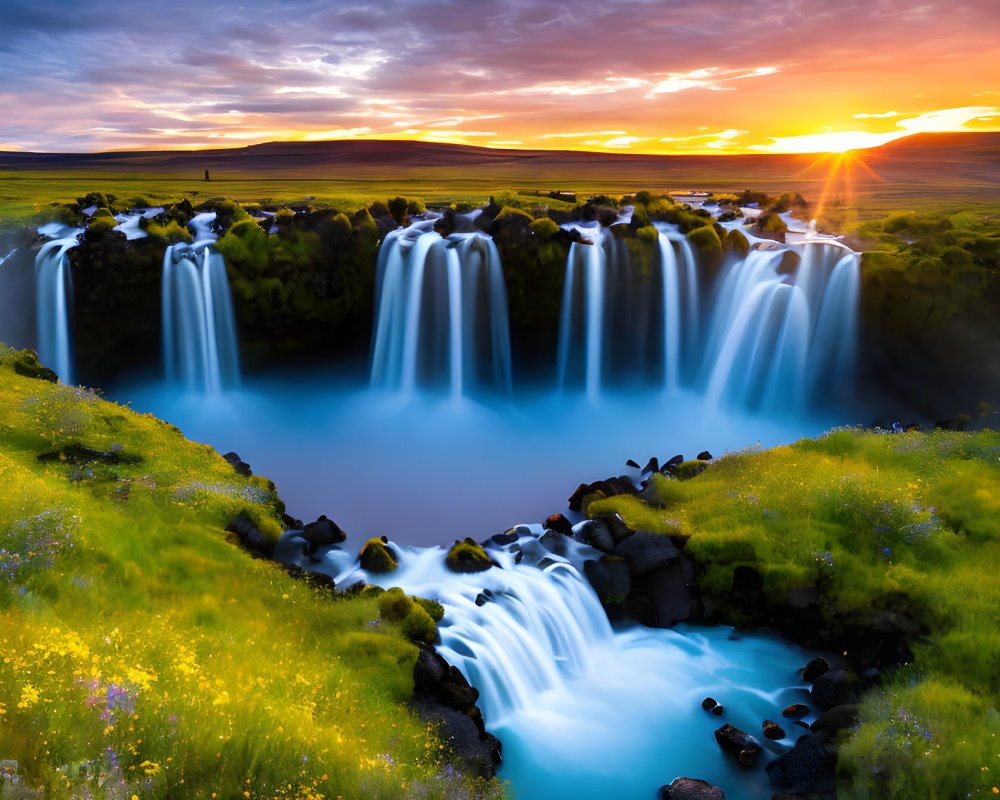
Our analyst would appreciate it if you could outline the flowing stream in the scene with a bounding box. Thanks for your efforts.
[276,529,822,800]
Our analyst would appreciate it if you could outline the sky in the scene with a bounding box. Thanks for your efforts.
[0,0,998,155]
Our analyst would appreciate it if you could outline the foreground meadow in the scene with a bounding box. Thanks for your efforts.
[0,345,504,800]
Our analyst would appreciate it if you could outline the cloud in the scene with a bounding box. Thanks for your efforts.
[303,127,373,141]
[853,111,901,119]
[647,67,779,96]
[539,131,627,139]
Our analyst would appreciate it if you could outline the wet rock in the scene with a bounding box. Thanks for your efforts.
[583,556,630,608]
[782,704,811,719]
[490,527,525,546]
[614,531,680,575]
[810,670,861,711]
[576,519,613,552]
[730,565,766,622]
[222,450,252,476]
[711,705,725,716]
[626,563,692,628]
[446,538,497,573]
[300,514,346,553]
[543,513,573,535]
[658,777,726,799]
[359,537,397,573]
[410,694,500,778]
[801,656,830,682]
[701,697,718,711]
[766,732,837,798]
[763,720,786,740]
[643,457,660,474]
[281,512,305,530]
[281,563,336,593]
[714,724,762,768]
[539,530,571,556]
[810,704,860,736]
[595,511,635,544]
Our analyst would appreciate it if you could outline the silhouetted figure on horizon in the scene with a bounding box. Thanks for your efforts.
[204,169,210,181]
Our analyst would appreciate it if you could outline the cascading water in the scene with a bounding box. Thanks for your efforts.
[370,218,513,397]
[555,217,859,414]
[161,212,241,392]
[556,221,699,396]
[276,528,820,800]
[703,236,861,413]
[35,223,84,384]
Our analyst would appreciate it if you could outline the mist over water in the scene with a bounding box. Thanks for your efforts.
[116,376,847,545]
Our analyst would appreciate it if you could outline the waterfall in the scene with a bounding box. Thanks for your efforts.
[161,213,241,392]
[556,222,699,396]
[370,220,513,397]
[554,218,859,414]
[35,225,83,384]
[702,239,860,413]
[278,529,818,800]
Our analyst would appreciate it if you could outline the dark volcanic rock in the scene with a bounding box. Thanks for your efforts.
[225,510,274,558]
[763,720,786,740]
[810,670,861,710]
[614,531,681,575]
[411,647,500,778]
[222,451,252,476]
[658,776,726,799]
[577,518,616,552]
[543,513,573,535]
[445,538,497,573]
[810,704,860,736]
[801,656,831,682]
[539,530,571,556]
[38,443,139,465]
[696,450,713,461]
[782,704,811,719]
[714,724,762,768]
[701,697,718,711]
[766,732,837,798]
[625,564,692,628]
[300,514,346,553]
[583,556,630,608]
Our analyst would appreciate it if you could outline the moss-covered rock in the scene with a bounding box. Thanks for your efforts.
[143,219,193,244]
[360,536,398,573]
[445,538,496,573]
[415,596,445,622]
[686,225,723,256]
[529,216,560,241]
[675,459,709,480]
[5,349,59,382]
[378,586,412,621]
[724,229,750,259]
[400,603,438,643]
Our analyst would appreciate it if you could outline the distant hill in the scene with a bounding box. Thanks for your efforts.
[1,132,997,211]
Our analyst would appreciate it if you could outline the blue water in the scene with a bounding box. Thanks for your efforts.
[113,375,850,546]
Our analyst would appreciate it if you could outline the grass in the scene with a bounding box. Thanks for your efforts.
[591,426,1000,798]
[0,344,504,800]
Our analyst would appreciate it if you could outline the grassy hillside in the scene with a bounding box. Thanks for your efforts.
[0,345,503,800]
[592,427,1000,798]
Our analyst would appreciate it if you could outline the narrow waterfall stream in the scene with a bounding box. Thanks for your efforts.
[35,223,84,384]
[277,528,821,800]
[161,212,241,392]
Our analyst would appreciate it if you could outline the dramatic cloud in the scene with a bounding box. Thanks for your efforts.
[0,0,998,152]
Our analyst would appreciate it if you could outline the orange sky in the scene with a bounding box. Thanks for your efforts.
[1,0,998,154]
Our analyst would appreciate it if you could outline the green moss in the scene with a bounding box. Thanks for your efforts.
[686,225,723,255]
[675,459,709,480]
[759,213,788,233]
[400,603,438,643]
[495,206,534,224]
[5,349,59,383]
[144,218,193,244]
[724,228,750,259]
[529,216,560,241]
[359,537,398,573]
[378,586,413,621]
[414,596,445,622]
[445,537,495,573]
